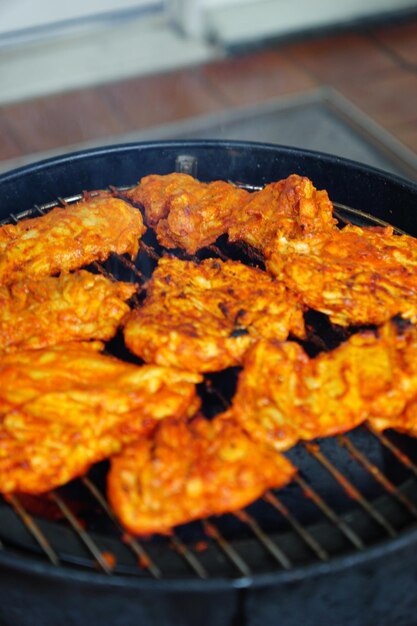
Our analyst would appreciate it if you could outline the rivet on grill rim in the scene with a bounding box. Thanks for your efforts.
[175,154,198,176]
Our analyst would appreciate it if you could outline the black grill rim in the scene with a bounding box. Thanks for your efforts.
[1,523,417,592]
[1,139,417,592]
[1,139,417,219]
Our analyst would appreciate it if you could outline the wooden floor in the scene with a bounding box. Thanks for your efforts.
[1,16,417,164]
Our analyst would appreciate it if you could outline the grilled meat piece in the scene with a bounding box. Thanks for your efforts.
[370,398,417,437]
[0,270,136,353]
[228,174,337,256]
[108,411,295,535]
[126,172,203,227]
[0,195,145,285]
[367,323,417,436]
[268,224,417,327]
[233,322,417,451]
[127,172,336,256]
[0,345,201,494]
[125,172,249,254]
[123,256,305,372]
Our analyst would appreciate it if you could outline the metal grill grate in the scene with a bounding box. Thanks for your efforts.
[0,182,417,582]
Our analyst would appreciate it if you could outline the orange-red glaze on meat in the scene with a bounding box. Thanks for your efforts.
[108,412,295,535]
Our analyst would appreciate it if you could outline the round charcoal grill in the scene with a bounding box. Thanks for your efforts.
[1,141,417,626]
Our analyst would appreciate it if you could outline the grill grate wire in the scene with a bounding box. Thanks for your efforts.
[337,435,417,519]
[6,495,56,564]
[0,184,416,581]
[304,444,397,538]
[291,474,365,550]
[80,476,162,579]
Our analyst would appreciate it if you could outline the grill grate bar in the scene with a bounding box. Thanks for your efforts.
[293,474,364,549]
[49,492,113,575]
[108,184,133,196]
[234,510,292,569]
[305,443,397,537]
[110,252,145,282]
[203,380,229,410]
[34,204,46,216]
[91,260,142,308]
[333,202,408,235]
[8,213,20,223]
[338,435,417,519]
[202,520,252,577]
[92,261,113,278]
[169,534,209,579]
[204,380,333,560]
[366,425,417,479]
[6,495,58,565]
[207,244,228,261]
[0,197,68,225]
[234,240,264,264]
[232,181,261,192]
[81,477,161,579]
[264,491,329,561]
[57,196,70,207]
[67,194,90,204]
[139,240,160,261]
[333,209,351,227]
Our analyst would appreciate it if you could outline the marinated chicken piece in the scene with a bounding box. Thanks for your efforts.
[367,323,417,436]
[0,345,201,493]
[267,224,417,327]
[126,173,203,227]
[228,174,337,256]
[233,322,417,451]
[124,257,305,372]
[370,397,417,437]
[0,195,145,285]
[107,411,295,535]
[126,172,249,254]
[0,270,136,353]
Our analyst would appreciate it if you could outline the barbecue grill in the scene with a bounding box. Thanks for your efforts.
[1,140,417,626]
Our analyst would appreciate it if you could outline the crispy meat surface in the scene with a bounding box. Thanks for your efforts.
[0,345,201,494]
[107,411,295,535]
[367,324,417,436]
[228,174,337,256]
[0,270,136,353]
[126,173,203,227]
[0,195,145,285]
[123,256,305,372]
[126,173,249,254]
[268,224,417,326]
[233,322,417,451]
[370,398,417,437]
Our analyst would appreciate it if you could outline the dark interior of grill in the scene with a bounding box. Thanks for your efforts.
[1,180,417,583]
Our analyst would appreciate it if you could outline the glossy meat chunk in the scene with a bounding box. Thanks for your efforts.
[124,256,305,372]
[0,270,136,353]
[108,412,295,535]
[0,195,145,284]
[268,224,417,326]
[126,172,249,253]
[233,322,417,451]
[228,174,337,256]
[0,345,201,494]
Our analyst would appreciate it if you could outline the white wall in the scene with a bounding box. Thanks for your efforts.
[3,0,416,42]
[1,0,416,104]
[203,0,417,44]
[0,0,160,36]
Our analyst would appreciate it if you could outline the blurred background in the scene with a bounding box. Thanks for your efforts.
[1,0,417,180]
